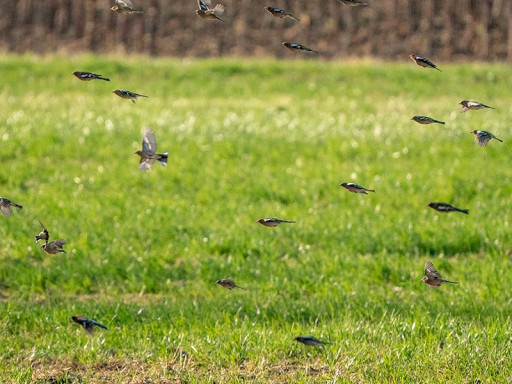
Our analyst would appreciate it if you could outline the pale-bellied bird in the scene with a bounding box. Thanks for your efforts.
[340,182,375,194]
[196,0,225,21]
[73,71,109,81]
[135,128,168,171]
[427,202,468,214]
[471,130,502,146]
[257,218,295,227]
[459,100,494,113]
[113,89,148,103]
[111,0,143,14]
[409,54,441,71]
[264,6,299,21]
[215,278,246,290]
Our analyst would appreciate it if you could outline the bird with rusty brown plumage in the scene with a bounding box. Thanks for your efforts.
[215,278,246,290]
[422,261,457,288]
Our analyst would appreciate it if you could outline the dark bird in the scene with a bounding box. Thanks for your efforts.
[196,0,225,21]
[42,239,66,254]
[412,116,445,125]
[295,335,333,346]
[72,71,109,82]
[409,54,441,71]
[135,128,168,171]
[34,220,50,244]
[264,6,299,21]
[422,261,457,288]
[340,182,375,194]
[113,89,148,103]
[215,278,246,290]
[0,198,22,217]
[337,0,369,5]
[111,0,143,14]
[71,315,108,334]
[282,42,319,54]
[257,218,295,227]
[471,130,502,146]
[427,202,468,214]
[459,100,494,113]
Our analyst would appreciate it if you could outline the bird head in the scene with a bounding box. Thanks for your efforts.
[459,100,467,106]
[134,150,143,156]
[470,130,477,135]
[421,277,428,283]
[111,5,119,12]
[340,182,348,187]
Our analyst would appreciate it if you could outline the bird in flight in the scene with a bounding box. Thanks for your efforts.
[111,0,143,14]
[471,130,503,146]
[257,218,295,227]
[0,197,22,217]
[282,42,319,54]
[264,6,299,21]
[34,220,50,244]
[411,116,445,125]
[337,0,369,6]
[427,202,468,214]
[459,100,494,113]
[295,335,333,346]
[73,71,109,82]
[340,182,375,194]
[215,278,246,290]
[135,128,168,171]
[409,54,441,71]
[71,315,108,334]
[196,0,225,21]
[42,239,67,254]
[113,89,148,103]
[422,261,458,288]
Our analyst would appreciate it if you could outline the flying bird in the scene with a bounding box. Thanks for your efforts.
[340,182,375,194]
[73,71,109,82]
[422,261,458,288]
[113,89,148,103]
[257,218,295,227]
[294,336,333,346]
[264,6,299,21]
[459,100,494,113]
[42,239,66,254]
[471,130,503,146]
[111,0,143,14]
[135,128,168,171]
[34,220,50,244]
[409,54,441,71]
[71,315,108,334]
[0,198,22,217]
[427,202,468,214]
[196,0,225,21]
[337,0,369,5]
[411,116,445,125]
[215,278,246,290]
[282,42,319,54]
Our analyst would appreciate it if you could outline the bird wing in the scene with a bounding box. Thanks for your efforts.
[0,205,12,217]
[425,261,443,280]
[139,158,156,171]
[53,239,66,247]
[213,4,225,15]
[198,0,210,10]
[117,0,134,8]
[142,128,157,155]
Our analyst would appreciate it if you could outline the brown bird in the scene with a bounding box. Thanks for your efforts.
[459,100,494,113]
[340,182,375,194]
[71,315,108,334]
[42,239,66,254]
[427,202,468,214]
[215,278,246,290]
[0,197,22,217]
[264,6,299,21]
[257,218,295,227]
[34,220,50,244]
[471,130,502,146]
[196,0,225,21]
[135,128,168,171]
[422,261,457,288]
[409,54,441,71]
[72,71,109,81]
[282,42,319,54]
[111,0,143,14]
[113,89,148,103]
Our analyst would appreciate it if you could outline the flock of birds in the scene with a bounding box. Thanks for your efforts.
[1,0,503,346]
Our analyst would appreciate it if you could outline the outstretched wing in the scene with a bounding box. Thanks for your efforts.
[142,128,157,155]
[198,0,210,11]
[425,261,443,280]
[117,0,134,8]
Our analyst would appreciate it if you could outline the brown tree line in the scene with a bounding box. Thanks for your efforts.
[1,0,512,61]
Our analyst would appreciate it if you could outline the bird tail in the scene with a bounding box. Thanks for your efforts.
[436,120,446,125]
[13,203,22,210]
[457,209,469,214]
[99,77,110,81]
[435,67,442,72]
[93,320,108,329]
[444,280,458,284]
[367,189,376,193]
[495,137,503,142]
[284,220,296,223]
[285,14,300,21]
[157,153,168,166]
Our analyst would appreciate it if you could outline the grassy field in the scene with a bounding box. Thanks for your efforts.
[0,55,511,383]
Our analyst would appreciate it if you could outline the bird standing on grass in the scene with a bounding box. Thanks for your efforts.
[282,42,319,54]
[411,116,445,125]
[340,183,375,194]
[135,128,168,171]
[215,278,246,290]
[295,336,333,346]
[42,239,66,254]
[257,218,295,227]
[422,261,458,288]
[113,89,148,103]
[111,0,143,14]
[0,198,22,217]
[196,0,225,21]
[34,220,50,244]
[71,316,108,334]
[264,6,299,21]
[459,100,494,113]
[427,202,468,214]
[73,71,110,82]
[471,130,503,146]
[409,54,442,71]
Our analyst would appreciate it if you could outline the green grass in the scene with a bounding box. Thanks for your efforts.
[1,55,512,383]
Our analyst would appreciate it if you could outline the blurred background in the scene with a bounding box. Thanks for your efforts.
[1,0,512,60]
